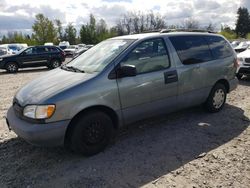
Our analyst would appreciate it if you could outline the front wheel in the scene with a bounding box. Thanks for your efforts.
[205,83,227,113]
[69,111,114,156]
[6,62,18,73]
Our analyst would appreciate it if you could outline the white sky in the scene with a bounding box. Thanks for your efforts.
[0,0,246,34]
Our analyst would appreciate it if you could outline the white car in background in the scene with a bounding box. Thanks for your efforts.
[59,41,70,50]
[0,45,13,56]
[231,41,240,48]
[236,48,250,79]
[44,42,54,46]
[234,41,250,53]
[64,45,78,56]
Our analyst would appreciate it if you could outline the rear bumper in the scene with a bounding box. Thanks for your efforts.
[229,77,238,92]
[6,107,70,147]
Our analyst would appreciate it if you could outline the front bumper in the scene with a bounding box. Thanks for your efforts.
[6,107,70,147]
[0,61,5,69]
[237,65,250,75]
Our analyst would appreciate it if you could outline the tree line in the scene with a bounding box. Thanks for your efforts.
[1,7,250,45]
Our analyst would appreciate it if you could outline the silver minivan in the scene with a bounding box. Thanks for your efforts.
[6,31,238,156]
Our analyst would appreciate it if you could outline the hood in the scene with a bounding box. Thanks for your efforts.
[15,68,96,106]
[237,49,250,58]
[0,54,17,58]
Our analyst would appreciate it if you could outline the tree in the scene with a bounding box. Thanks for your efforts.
[64,23,77,44]
[32,14,57,44]
[182,18,200,29]
[220,25,237,40]
[115,11,166,35]
[80,14,97,44]
[235,7,250,38]
[55,19,63,42]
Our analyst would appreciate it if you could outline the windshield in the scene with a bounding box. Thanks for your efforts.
[65,39,134,73]
[16,47,28,54]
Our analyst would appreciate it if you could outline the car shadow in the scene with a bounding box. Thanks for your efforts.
[0,104,249,187]
[0,67,49,75]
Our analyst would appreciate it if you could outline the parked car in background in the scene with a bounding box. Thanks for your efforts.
[73,44,94,58]
[64,45,78,56]
[6,31,238,156]
[77,44,86,48]
[0,45,13,56]
[44,42,54,46]
[59,41,70,50]
[236,47,250,79]
[0,45,65,73]
[85,44,94,48]
[234,41,250,53]
[231,41,240,48]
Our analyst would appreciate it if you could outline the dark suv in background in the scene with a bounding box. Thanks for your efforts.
[0,46,65,73]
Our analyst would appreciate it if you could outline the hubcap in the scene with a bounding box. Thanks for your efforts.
[83,121,105,145]
[53,61,60,68]
[213,89,225,109]
[7,64,17,72]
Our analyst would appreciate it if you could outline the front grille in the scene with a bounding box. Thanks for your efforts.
[245,58,250,63]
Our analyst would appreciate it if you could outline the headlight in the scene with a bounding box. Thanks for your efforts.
[23,105,56,119]
[0,58,3,61]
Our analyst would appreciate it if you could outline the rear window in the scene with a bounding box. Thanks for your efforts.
[169,35,213,65]
[204,36,233,59]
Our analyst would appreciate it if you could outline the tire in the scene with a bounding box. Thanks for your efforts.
[5,62,18,73]
[236,73,243,80]
[205,83,227,113]
[69,111,114,156]
[48,59,61,69]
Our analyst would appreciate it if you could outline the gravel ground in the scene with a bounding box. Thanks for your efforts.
[0,67,249,188]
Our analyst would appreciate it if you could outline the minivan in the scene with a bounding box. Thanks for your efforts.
[6,31,238,156]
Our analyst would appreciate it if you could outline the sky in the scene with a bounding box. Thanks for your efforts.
[0,0,248,35]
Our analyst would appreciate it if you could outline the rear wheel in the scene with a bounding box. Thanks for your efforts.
[205,83,227,113]
[69,111,114,156]
[48,59,61,69]
[5,62,18,73]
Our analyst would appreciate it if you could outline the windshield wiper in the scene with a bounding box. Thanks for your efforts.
[61,65,85,73]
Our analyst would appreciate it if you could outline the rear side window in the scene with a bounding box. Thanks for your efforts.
[49,47,59,52]
[36,47,47,54]
[205,36,233,59]
[169,35,213,65]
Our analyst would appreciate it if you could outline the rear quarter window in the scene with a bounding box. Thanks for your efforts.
[169,35,213,65]
[204,36,233,59]
[49,47,59,52]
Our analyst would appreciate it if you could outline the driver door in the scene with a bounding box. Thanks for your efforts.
[116,38,178,124]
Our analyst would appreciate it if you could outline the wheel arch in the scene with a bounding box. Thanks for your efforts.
[64,105,119,146]
[214,79,230,93]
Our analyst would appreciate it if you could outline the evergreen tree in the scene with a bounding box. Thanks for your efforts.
[32,14,57,44]
[235,7,250,38]
[64,23,77,44]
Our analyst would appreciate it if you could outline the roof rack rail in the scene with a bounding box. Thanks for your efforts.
[160,29,216,34]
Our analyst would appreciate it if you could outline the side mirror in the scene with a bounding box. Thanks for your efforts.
[21,51,27,56]
[117,65,137,78]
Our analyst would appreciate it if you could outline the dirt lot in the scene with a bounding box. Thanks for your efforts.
[0,67,249,188]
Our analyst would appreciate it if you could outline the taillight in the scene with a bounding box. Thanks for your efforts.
[234,58,240,68]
